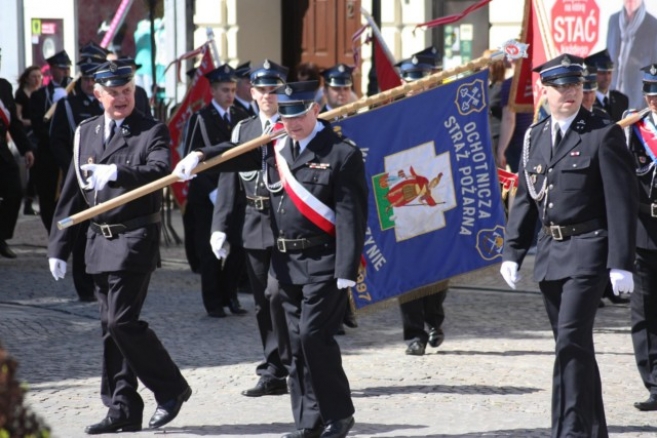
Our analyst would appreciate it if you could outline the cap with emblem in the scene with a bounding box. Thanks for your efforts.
[93,61,134,87]
[46,50,72,68]
[275,81,319,117]
[235,61,251,79]
[641,64,657,95]
[79,42,110,63]
[395,47,440,82]
[204,64,238,83]
[582,65,598,91]
[584,49,614,72]
[250,59,289,87]
[321,63,355,87]
[532,53,585,86]
[115,56,142,71]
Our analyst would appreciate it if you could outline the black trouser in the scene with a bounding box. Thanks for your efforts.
[245,248,287,380]
[540,274,608,438]
[400,289,447,344]
[34,148,60,233]
[95,271,188,421]
[275,280,354,429]
[72,222,94,299]
[0,156,22,240]
[182,204,199,272]
[631,247,657,396]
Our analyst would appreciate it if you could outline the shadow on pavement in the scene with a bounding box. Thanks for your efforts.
[351,384,541,398]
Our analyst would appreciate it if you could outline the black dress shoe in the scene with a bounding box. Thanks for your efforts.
[608,295,630,304]
[336,324,346,336]
[149,386,192,429]
[428,328,445,348]
[85,416,141,434]
[634,394,657,411]
[241,377,288,397]
[227,297,247,315]
[405,340,425,356]
[207,308,227,318]
[23,201,38,216]
[343,308,358,328]
[320,416,354,438]
[281,427,323,438]
[0,240,17,259]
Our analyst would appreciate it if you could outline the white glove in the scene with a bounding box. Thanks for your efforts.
[208,188,218,205]
[609,268,634,295]
[52,87,68,103]
[172,152,200,181]
[48,258,67,281]
[80,163,117,191]
[337,278,356,289]
[210,231,230,260]
[500,261,520,290]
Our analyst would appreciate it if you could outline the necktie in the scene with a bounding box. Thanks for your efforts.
[223,112,230,126]
[264,120,271,134]
[292,141,300,160]
[107,120,116,146]
[553,127,562,149]
[603,96,610,112]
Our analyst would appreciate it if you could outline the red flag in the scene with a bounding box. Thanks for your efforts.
[373,38,402,91]
[168,43,215,207]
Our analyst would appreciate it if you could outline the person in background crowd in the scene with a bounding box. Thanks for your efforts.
[626,64,657,413]
[296,61,324,105]
[183,64,249,317]
[581,66,610,119]
[48,61,191,434]
[585,49,629,123]
[233,61,259,117]
[483,49,508,155]
[30,50,72,234]
[394,47,449,356]
[501,53,638,438]
[14,65,42,216]
[0,48,35,259]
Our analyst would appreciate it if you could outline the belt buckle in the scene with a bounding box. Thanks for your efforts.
[276,238,287,253]
[254,198,266,210]
[652,203,657,218]
[549,225,564,241]
[100,224,113,238]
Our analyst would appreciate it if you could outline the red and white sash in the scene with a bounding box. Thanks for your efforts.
[272,129,336,236]
[0,99,11,128]
[633,117,657,165]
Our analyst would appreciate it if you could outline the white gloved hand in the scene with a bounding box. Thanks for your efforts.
[48,258,67,281]
[609,268,634,295]
[80,163,117,191]
[208,188,218,205]
[52,87,68,103]
[337,278,356,289]
[500,261,520,290]
[210,231,230,260]
[172,152,200,181]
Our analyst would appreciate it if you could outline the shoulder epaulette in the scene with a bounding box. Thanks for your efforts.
[79,115,101,126]
[530,116,549,129]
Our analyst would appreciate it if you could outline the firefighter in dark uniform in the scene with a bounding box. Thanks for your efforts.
[174,80,367,438]
[581,66,610,119]
[30,50,73,234]
[47,62,191,434]
[49,45,105,301]
[319,63,359,334]
[233,61,259,117]
[501,54,638,438]
[183,64,249,317]
[210,59,290,397]
[394,48,449,356]
[627,64,657,412]
[585,49,629,123]
[0,48,35,258]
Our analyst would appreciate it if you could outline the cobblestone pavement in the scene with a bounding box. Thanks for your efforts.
[1,212,656,437]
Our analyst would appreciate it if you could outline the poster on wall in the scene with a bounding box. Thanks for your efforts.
[31,18,65,85]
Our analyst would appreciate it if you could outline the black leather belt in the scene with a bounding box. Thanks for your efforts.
[276,234,333,253]
[639,203,657,218]
[541,218,605,241]
[246,196,270,210]
[90,212,161,239]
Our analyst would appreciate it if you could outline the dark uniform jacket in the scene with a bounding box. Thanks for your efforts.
[211,116,275,249]
[626,111,657,250]
[233,98,257,117]
[184,103,248,204]
[0,78,32,162]
[48,110,170,274]
[201,120,368,284]
[30,78,73,150]
[504,107,638,281]
[50,81,104,171]
[593,90,629,123]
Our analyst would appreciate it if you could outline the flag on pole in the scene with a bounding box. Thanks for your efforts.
[333,69,506,309]
[167,43,215,207]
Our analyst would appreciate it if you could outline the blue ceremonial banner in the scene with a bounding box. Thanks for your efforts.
[333,69,506,309]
